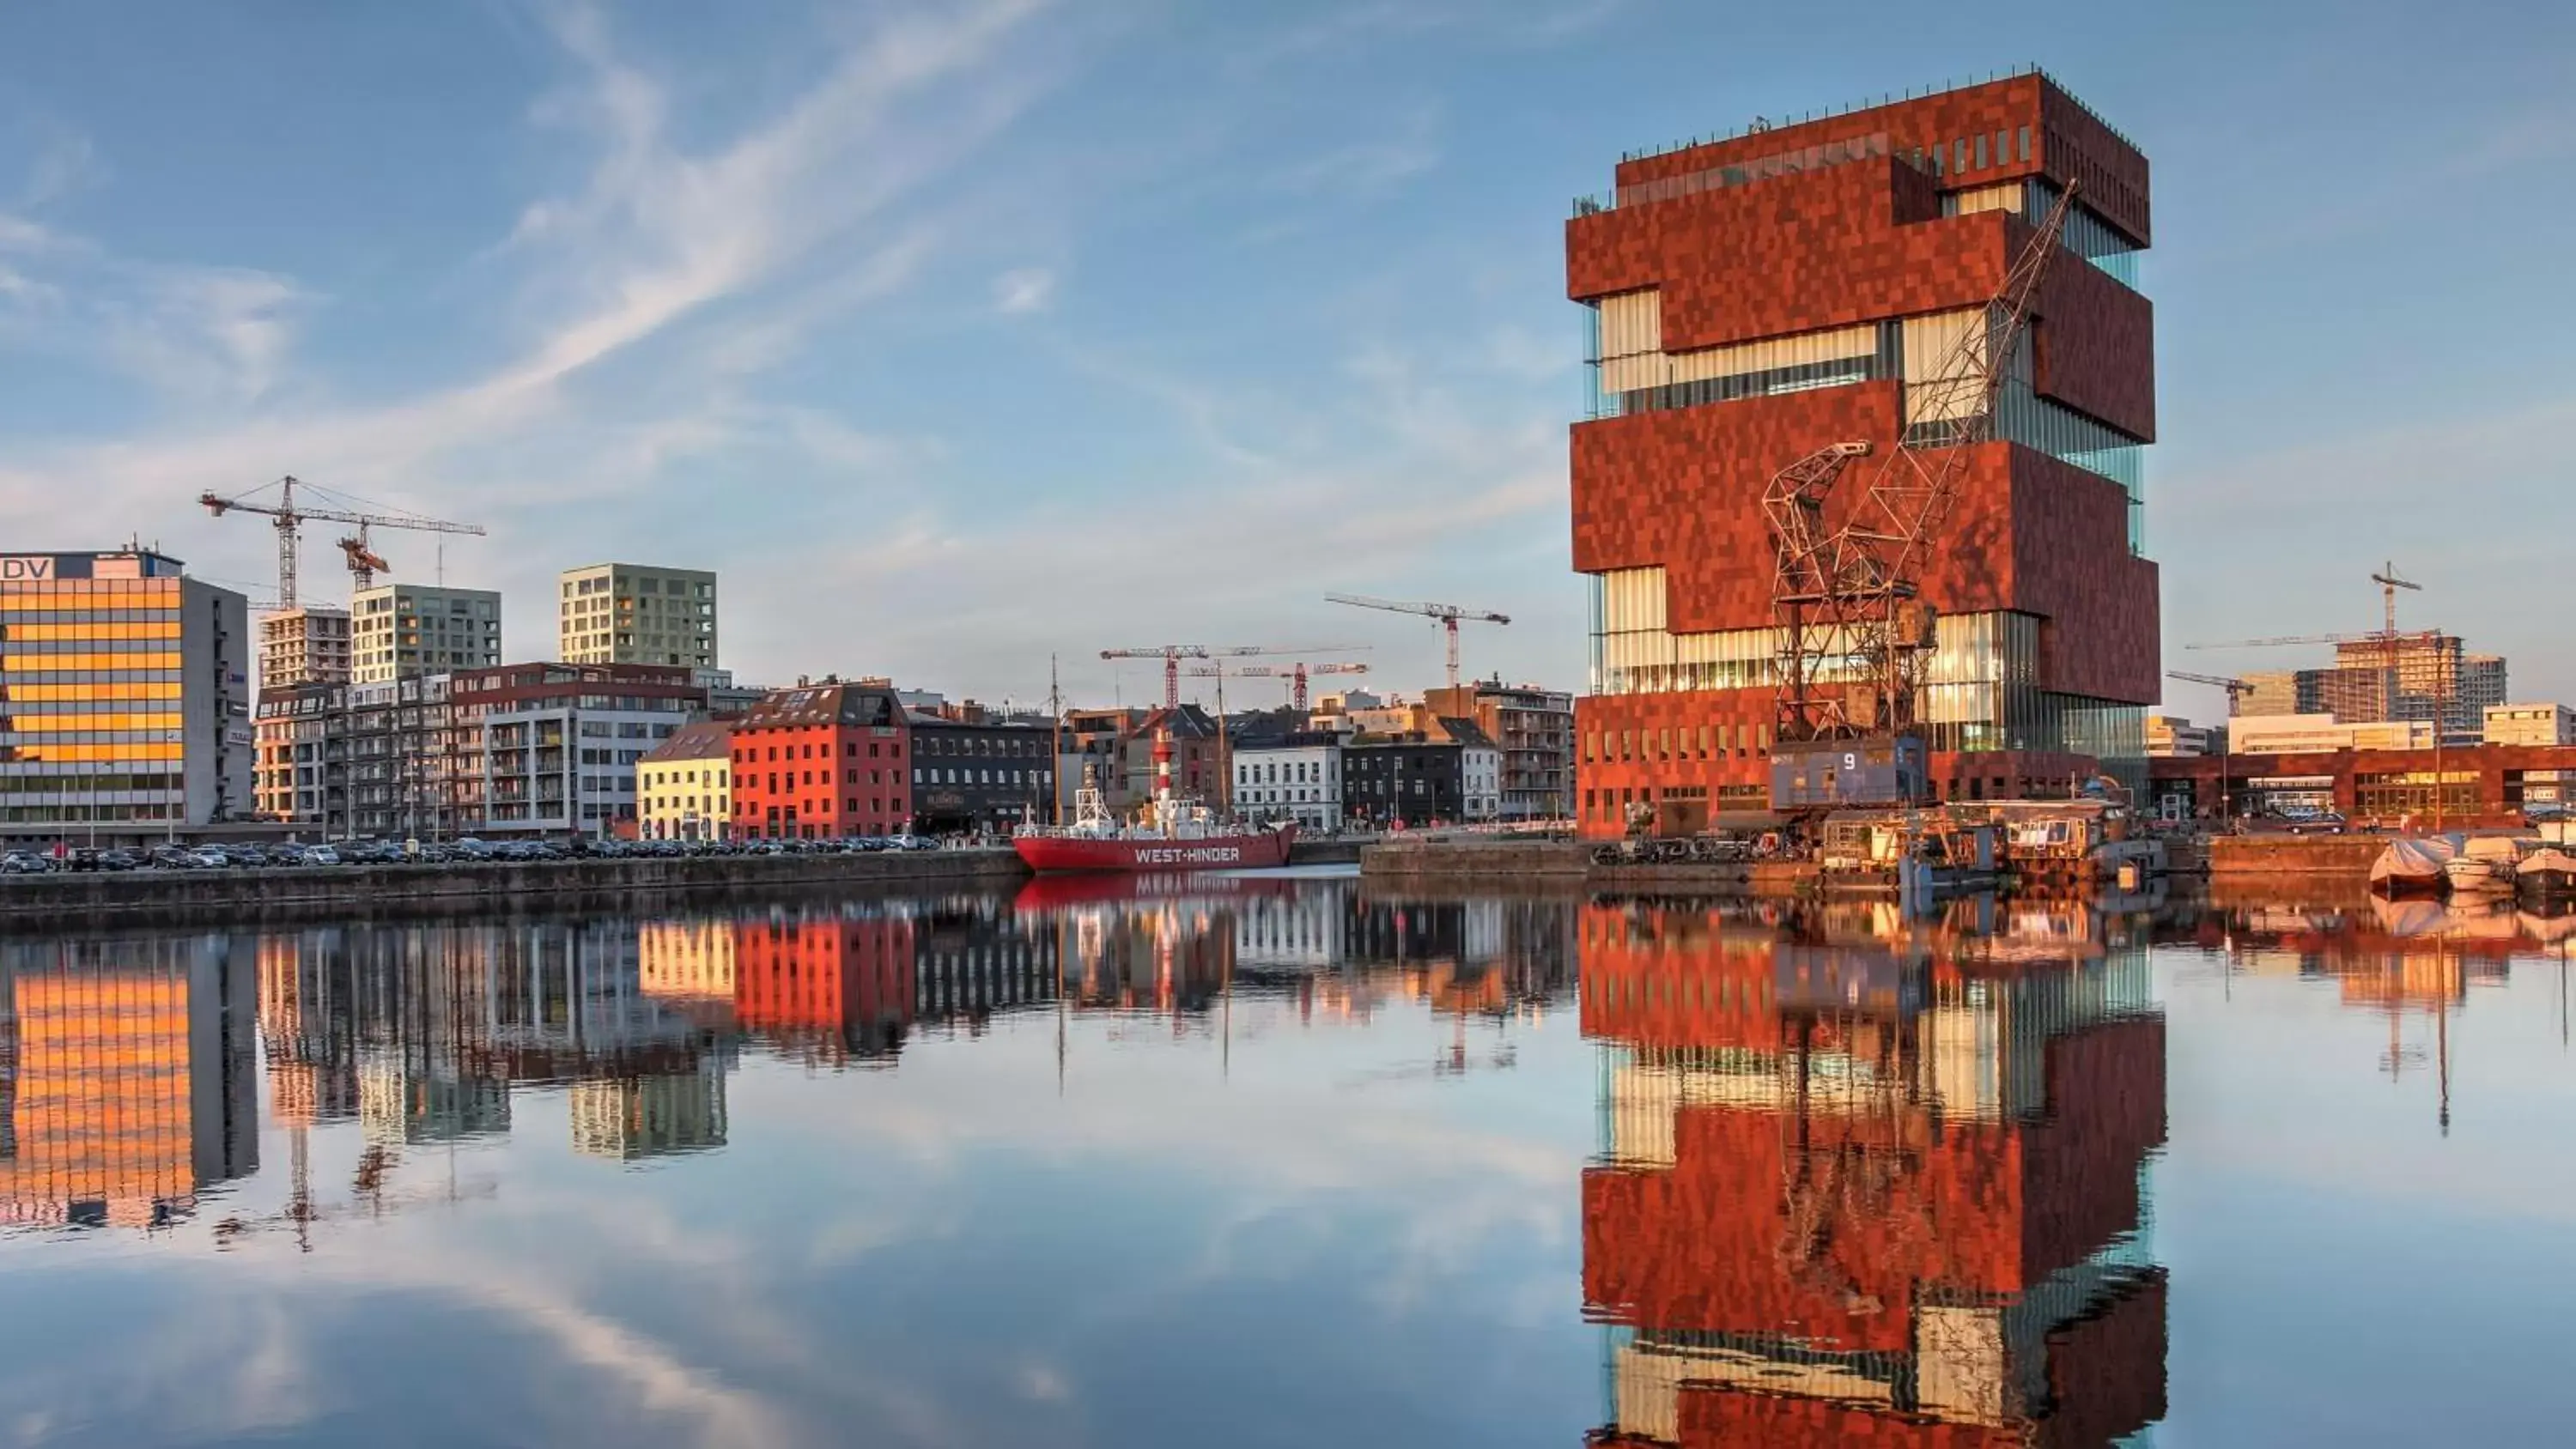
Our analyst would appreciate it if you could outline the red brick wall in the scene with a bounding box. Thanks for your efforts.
[730,724,913,838]
[1610,73,2148,246]
[1571,409,2154,705]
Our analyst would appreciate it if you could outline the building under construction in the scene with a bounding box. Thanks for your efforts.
[1567,70,2158,836]
[2241,637,2506,744]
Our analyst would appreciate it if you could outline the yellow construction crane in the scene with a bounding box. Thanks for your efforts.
[1322,594,1510,690]
[200,475,486,607]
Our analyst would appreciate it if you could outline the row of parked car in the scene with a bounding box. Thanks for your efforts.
[0,833,944,875]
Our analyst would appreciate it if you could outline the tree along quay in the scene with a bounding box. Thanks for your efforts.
[0,847,1032,928]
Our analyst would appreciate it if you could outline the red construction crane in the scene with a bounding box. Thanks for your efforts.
[1185,661,1370,712]
[200,475,485,607]
[1323,594,1510,690]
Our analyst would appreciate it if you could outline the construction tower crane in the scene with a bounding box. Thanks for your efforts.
[1323,594,1510,691]
[1767,181,2079,740]
[199,475,486,608]
[2167,670,2257,715]
[1185,661,1370,712]
[1100,644,1364,712]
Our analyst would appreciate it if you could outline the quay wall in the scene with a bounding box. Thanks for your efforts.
[0,849,1031,929]
[1362,838,1818,894]
[1288,839,1366,866]
[1364,839,1591,879]
[2206,835,2386,879]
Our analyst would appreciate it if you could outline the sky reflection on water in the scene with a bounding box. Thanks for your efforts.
[0,876,2570,1447]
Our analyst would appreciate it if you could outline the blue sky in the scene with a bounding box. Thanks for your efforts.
[1,1,2569,717]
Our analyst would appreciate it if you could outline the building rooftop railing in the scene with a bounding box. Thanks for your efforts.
[1606,64,2138,174]
[1575,129,1929,216]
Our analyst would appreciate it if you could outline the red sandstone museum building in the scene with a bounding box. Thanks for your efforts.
[1568,71,2158,835]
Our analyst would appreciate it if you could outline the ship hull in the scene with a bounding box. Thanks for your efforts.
[1014,824,1297,874]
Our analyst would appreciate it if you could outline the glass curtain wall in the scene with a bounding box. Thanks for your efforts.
[0,579,189,824]
[1589,573,2143,771]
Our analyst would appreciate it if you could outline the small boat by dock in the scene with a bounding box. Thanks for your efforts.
[2370,835,2459,897]
[2517,846,2576,903]
[2443,834,2528,898]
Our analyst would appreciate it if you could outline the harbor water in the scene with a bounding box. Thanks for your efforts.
[0,872,2569,1446]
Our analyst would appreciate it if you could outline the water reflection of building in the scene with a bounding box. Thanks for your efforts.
[0,936,259,1230]
[569,1061,728,1161]
[1581,903,2167,1446]
[730,900,1058,1065]
[2159,896,2547,1132]
[256,921,726,1154]
[637,919,738,1027]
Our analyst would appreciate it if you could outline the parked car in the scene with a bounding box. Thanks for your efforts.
[887,834,936,852]
[93,849,142,871]
[301,844,343,866]
[3,851,54,874]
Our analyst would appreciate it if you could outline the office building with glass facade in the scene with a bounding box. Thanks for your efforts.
[0,549,254,834]
[1566,71,2159,834]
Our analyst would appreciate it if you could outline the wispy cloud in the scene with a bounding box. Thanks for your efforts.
[1266,107,1442,198]
[19,129,100,209]
[990,265,1055,313]
[0,0,1072,624]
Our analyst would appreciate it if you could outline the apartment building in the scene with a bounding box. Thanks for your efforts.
[559,564,717,670]
[637,720,733,841]
[454,664,705,836]
[1424,679,1574,820]
[350,584,501,684]
[258,605,350,689]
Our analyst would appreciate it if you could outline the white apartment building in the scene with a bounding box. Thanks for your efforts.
[350,584,501,683]
[2145,714,2215,758]
[259,605,350,689]
[2484,703,2575,748]
[1461,738,1502,821]
[560,564,718,670]
[460,663,702,836]
[1231,733,1343,832]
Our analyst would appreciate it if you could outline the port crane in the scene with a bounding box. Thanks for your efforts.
[1767,180,2078,740]
[1322,594,1510,691]
[1184,660,1370,712]
[199,475,486,608]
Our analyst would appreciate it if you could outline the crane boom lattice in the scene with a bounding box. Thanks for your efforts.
[199,475,486,608]
[1322,593,1510,690]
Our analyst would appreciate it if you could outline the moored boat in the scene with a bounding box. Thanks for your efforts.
[1012,729,1294,875]
[2516,846,2576,903]
[2369,834,2458,897]
[2443,834,2527,897]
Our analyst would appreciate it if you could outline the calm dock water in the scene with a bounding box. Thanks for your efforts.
[0,874,2567,1446]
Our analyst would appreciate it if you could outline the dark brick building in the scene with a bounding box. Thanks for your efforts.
[1568,70,2158,836]
[908,712,1055,836]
